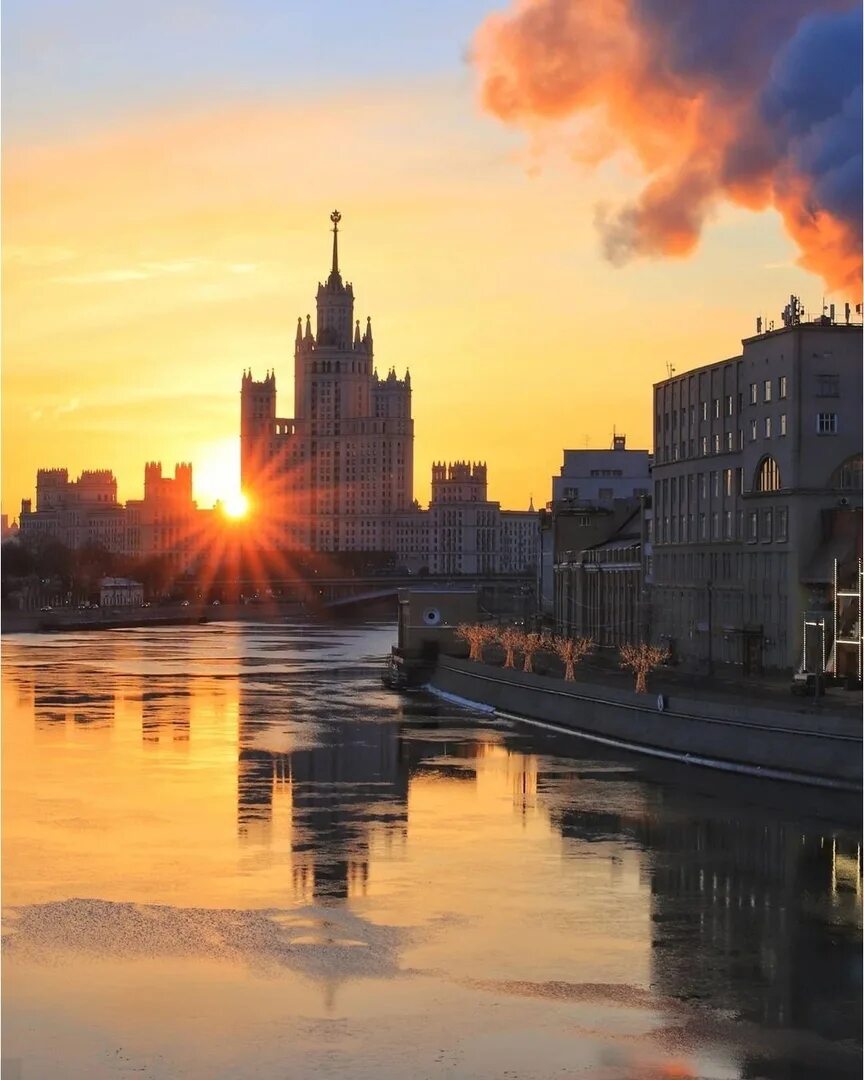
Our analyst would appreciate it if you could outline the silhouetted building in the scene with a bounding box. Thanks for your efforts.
[20,468,127,551]
[240,212,538,573]
[18,461,215,572]
[241,210,413,554]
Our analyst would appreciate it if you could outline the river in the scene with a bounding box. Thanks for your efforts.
[2,621,861,1079]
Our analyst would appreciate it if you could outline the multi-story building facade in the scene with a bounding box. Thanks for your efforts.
[19,462,214,572]
[652,301,862,672]
[125,462,214,571]
[393,462,539,576]
[241,212,538,575]
[241,210,413,554]
[555,500,651,647]
[539,436,652,615]
[20,468,128,552]
[552,435,652,505]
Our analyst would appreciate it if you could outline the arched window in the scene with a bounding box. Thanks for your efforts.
[755,456,781,492]
[829,454,862,490]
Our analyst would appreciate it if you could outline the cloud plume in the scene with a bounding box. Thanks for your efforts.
[474,0,862,292]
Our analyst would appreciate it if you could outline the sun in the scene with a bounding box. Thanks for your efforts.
[222,491,250,520]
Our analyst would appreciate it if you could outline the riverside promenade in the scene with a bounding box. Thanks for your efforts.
[429,649,862,790]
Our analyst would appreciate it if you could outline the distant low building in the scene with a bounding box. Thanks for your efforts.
[99,577,144,607]
[539,435,652,615]
[18,462,215,573]
[393,462,539,576]
[555,500,652,648]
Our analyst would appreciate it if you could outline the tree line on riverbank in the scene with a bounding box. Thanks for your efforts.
[456,623,669,693]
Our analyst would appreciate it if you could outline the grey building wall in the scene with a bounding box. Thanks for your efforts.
[652,318,862,672]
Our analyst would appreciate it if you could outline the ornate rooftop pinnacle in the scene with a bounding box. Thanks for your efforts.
[330,209,341,275]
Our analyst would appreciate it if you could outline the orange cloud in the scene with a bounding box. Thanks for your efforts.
[474,0,862,294]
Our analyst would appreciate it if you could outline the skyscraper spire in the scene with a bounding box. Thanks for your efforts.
[330,209,341,275]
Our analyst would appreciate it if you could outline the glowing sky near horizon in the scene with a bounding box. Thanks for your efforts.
[2,1,857,516]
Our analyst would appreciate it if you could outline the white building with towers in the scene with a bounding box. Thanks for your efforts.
[240,211,538,572]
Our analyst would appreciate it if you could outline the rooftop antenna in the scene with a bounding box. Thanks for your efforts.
[665,361,676,378]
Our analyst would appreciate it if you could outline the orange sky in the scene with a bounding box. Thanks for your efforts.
[1,79,840,518]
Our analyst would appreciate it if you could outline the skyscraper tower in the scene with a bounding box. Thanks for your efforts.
[240,211,414,553]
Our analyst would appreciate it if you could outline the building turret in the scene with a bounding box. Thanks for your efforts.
[240,370,278,496]
[36,468,70,511]
[315,210,354,348]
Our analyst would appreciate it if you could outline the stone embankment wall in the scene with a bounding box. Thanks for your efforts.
[430,657,862,790]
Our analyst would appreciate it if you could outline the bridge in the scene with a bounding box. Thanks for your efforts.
[322,587,400,613]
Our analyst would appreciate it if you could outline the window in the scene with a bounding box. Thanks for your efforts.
[701,436,708,456]
[711,512,719,539]
[724,510,733,539]
[763,379,772,402]
[598,488,613,501]
[756,456,781,492]
[699,512,707,539]
[779,375,787,399]
[738,429,744,450]
[834,456,862,492]
[779,414,787,436]
[749,383,758,405]
[776,508,788,542]
[750,420,757,441]
[748,511,758,542]
[760,509,773,543]
[765,416,772,438]
[563,487,579,499]
[712,471,720,498]
[817,374,839,397]
[714,398,721,419]
[701,401,708,421]
[724,469,733,496]
[726,431,734,451]
[725,395,734,416]
[817,412,838,435]
[713,433,720,454]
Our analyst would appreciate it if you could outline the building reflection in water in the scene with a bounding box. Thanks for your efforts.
[141,688,191,745]
[532,741,862,1073]
[22,666,117,732]
[238,718,410,901]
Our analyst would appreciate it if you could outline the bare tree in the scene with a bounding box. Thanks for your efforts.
[520,631,548,673]
[456,623,497,663]
[497,626,524,669]
[619,643,670,693]
[552,635,595,680]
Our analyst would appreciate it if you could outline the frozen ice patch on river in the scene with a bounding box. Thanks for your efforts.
[2,898,414,981]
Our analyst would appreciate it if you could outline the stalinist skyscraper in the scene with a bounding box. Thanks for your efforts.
[241,211,414,553]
